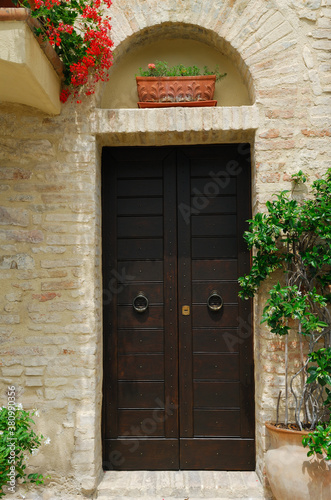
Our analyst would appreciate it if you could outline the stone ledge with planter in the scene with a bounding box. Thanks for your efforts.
[92,104,260,139]
[0,6,64,114]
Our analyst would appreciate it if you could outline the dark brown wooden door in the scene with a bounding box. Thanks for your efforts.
[102,145,254,471]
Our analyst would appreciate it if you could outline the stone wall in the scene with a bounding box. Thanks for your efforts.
[0,0,330,497]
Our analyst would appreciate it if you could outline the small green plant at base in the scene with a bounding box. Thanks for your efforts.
[137,61,227,82]
[0,405,50,497]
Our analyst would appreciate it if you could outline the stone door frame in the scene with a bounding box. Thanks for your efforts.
[94,112,260,487]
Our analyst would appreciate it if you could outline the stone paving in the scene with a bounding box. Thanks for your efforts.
[14,470,272,499]
[96,471,270,499]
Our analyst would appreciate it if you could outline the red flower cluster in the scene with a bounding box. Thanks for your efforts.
[34,0,61,9]
[57,22,74,35]
[59,88,70,103]
[82,5,100,22]
[27,0,114,103]
[46,23,62,47]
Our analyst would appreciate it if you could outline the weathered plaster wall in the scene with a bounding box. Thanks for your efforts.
[0,0,330,498]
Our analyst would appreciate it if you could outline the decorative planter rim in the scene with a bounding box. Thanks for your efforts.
[265,422,309,436]
[136,74,217,105]
[136,75,216,82]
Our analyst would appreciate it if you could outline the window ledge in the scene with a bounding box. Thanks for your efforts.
[0,8,64,115]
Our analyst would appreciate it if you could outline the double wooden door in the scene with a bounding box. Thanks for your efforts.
[102,145,254,470]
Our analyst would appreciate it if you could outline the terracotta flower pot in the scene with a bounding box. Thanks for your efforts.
[265,423,331,500]
[136,75,217,108]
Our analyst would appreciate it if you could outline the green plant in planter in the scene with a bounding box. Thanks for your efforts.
[137,61,227,82]
[0,403,49,497]
[238,169,331,457]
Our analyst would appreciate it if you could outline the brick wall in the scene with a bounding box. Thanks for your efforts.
[0,0,330,497]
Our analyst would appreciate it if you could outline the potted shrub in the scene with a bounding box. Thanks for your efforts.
[135,60,227,108]
[238,170,331,500]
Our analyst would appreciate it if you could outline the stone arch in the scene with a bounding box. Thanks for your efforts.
[105,0,303,109]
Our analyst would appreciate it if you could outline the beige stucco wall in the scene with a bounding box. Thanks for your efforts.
[0,21,61,114]
[0,0,331,498]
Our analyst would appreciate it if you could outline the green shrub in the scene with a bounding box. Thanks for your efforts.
[0,401,49,497]
[137,60,227,82]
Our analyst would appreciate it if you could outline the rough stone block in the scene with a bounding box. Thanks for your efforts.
[0,206,29,227]
[25,367,45,376]
[45,377,68,387]
[0,253,34,270]
[0,315,20,324]
[2,366,24,377]
[40,259,82,268]
[25,377,43,387]
[0,230,43,243]
[40,280,82,291]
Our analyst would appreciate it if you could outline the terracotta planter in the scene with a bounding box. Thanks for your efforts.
[265,423,331,500]
[136,75,217,108]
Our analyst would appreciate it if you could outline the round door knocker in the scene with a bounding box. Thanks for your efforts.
[133,292,149,313]
[207,291,223,311]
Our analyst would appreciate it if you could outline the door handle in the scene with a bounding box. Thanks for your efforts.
[207,291,223,311]
[133,292,149,313]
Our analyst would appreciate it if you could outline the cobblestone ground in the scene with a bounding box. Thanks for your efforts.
[12,471,272,499]
[96,471,270,500]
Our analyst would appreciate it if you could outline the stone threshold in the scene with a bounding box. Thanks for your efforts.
[97,471,270,499]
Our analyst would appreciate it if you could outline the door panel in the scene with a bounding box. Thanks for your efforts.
[117,306,164,328]
[107,439,179,469]
[192,305,239,327]
[118,410,165,436]
[118,330,164,354]
[191,177,237,194]
[118,381,164,407]
[192,259,238,279]
[117,261,163,280]
[117,178,163,196]
[192,282,239,303]
[117,284,164,305]
[102,144,254,470]
[180,439,254,470]
[191,215,237,236]
[193,410,241,436]
[117,238,163,259]
[193,381,240,407]
[117,216,163,238]
[117,197,163,215]
[191,237,238,259]
[193,330,240,353]
[193,354,240,379]
[118,354,164,380]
